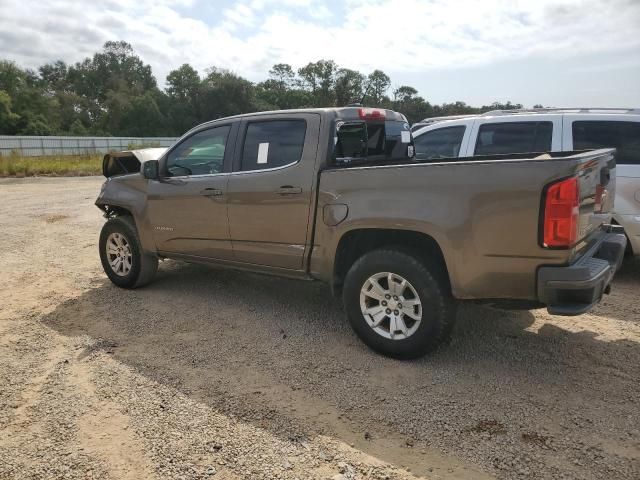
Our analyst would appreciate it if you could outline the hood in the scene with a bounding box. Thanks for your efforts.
[102,148,168,177]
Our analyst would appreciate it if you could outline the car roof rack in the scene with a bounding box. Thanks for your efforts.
[415,114,481,124]
[481,107,640,116]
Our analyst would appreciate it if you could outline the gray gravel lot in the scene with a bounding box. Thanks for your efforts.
[1,176,639,479]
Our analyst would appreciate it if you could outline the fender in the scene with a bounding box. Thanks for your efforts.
[96,175,157,254]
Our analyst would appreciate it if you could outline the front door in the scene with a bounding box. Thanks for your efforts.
[146,123,236,259]
[226,113,321,269]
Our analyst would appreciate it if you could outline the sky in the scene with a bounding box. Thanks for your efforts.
[1,0,639,107]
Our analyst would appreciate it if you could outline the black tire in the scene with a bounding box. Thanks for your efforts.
[99,216,158,289]
[343,248,457,359]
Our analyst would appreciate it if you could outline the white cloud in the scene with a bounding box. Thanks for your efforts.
[0,0,638,87]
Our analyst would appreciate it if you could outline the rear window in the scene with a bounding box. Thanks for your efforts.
[572,121,640,165]
[414,126,465,160]
[474,121,552,156]
[335,120,411,161]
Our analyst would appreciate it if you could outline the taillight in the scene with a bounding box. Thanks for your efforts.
[358,108,385,121]
[542,176,580,248]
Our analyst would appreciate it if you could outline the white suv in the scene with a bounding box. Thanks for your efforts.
[412,108,640,256]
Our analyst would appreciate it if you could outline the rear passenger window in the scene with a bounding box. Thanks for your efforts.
[474,122,552,156]
[240,120,306,171]
[573,121,640,165]
[414,126,465,160]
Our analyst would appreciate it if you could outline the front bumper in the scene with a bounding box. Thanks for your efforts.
[537,228,627,316]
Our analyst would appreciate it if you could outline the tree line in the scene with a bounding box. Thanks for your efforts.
[0,41,534,137]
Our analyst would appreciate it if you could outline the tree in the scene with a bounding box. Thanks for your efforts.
[335,68,365,106]
[68,41,156,102]
[298,60,337,106]
[166,64,200,101]
[199,67,256,121]
[39,61,69,94]
[268,63,296,90]
[68,118,88,136]
[255,63,310,110]
[0,47,537,136]
[0,60,59,135]
[366,69,390,106]
[393,85,418,103]
[166,64,201,134]
[0,60,26,97]
[480,101,523,112]
[0,90,20,134]
[65,41,158,131]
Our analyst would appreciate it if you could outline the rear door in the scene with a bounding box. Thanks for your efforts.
[146,122,237,259]
[468,115,562,156]
[563,115,640,220]
[226,113,321,269]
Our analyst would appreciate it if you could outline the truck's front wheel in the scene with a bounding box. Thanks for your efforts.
[343,249,456,359]
[99,216,158,289]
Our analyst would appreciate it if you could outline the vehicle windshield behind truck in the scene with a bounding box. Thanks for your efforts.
[334,120,411,165]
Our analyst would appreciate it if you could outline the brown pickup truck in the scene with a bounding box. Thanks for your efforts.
[96,107,626,358]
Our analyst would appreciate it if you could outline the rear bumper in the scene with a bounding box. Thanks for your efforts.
[537,228,627,316]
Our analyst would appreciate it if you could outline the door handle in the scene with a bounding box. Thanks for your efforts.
[200,188,223,197]
[276,186,302,195]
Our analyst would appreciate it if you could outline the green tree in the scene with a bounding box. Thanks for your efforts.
[68,41,156,102]
[269,63,296,90]
[0,48,537,136]
[393,85,418,103]
[166,64,201,134]
[298,60,337,106]
[0,61,59,134]
[199,68,256,121]
[0,90,20,134]
[255,63,312,109]
[335,68,365,106]
[480,101,523,112]
[366,69,390,106]
[65,41,159,132]
[68,118,88,136]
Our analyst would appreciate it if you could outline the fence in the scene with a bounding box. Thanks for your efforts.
[0,136,178,157]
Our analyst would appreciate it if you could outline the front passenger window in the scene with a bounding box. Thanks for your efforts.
[166,126,230,177]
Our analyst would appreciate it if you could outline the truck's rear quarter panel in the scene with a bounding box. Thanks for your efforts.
[313,149,616,301]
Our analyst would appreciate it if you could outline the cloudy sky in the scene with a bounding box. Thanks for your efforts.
[1,0,639,107]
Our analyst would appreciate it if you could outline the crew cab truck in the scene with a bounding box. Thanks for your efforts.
[96,107,626,359]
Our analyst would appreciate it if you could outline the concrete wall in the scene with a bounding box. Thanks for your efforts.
[0,136,177,157]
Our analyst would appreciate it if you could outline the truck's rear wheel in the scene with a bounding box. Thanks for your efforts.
[99,216,158,289]
[343,248,456,359]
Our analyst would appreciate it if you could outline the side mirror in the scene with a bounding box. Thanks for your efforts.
[142,160,159,180]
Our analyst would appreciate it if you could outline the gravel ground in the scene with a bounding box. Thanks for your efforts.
[1,176,639,480]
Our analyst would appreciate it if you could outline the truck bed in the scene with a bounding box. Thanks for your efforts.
[312,149,617,301]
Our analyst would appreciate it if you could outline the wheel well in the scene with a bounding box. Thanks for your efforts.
[333,229,450,294]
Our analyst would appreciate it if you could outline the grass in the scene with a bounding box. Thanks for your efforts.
[0,154,103,177]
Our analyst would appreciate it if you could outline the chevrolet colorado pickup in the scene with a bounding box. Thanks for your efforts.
[96,107,626,358]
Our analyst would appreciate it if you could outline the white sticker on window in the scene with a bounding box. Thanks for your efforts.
[257,142,269,164]
[401,131,411,143]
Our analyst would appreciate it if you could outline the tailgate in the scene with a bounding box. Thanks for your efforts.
[572,148,616,255]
